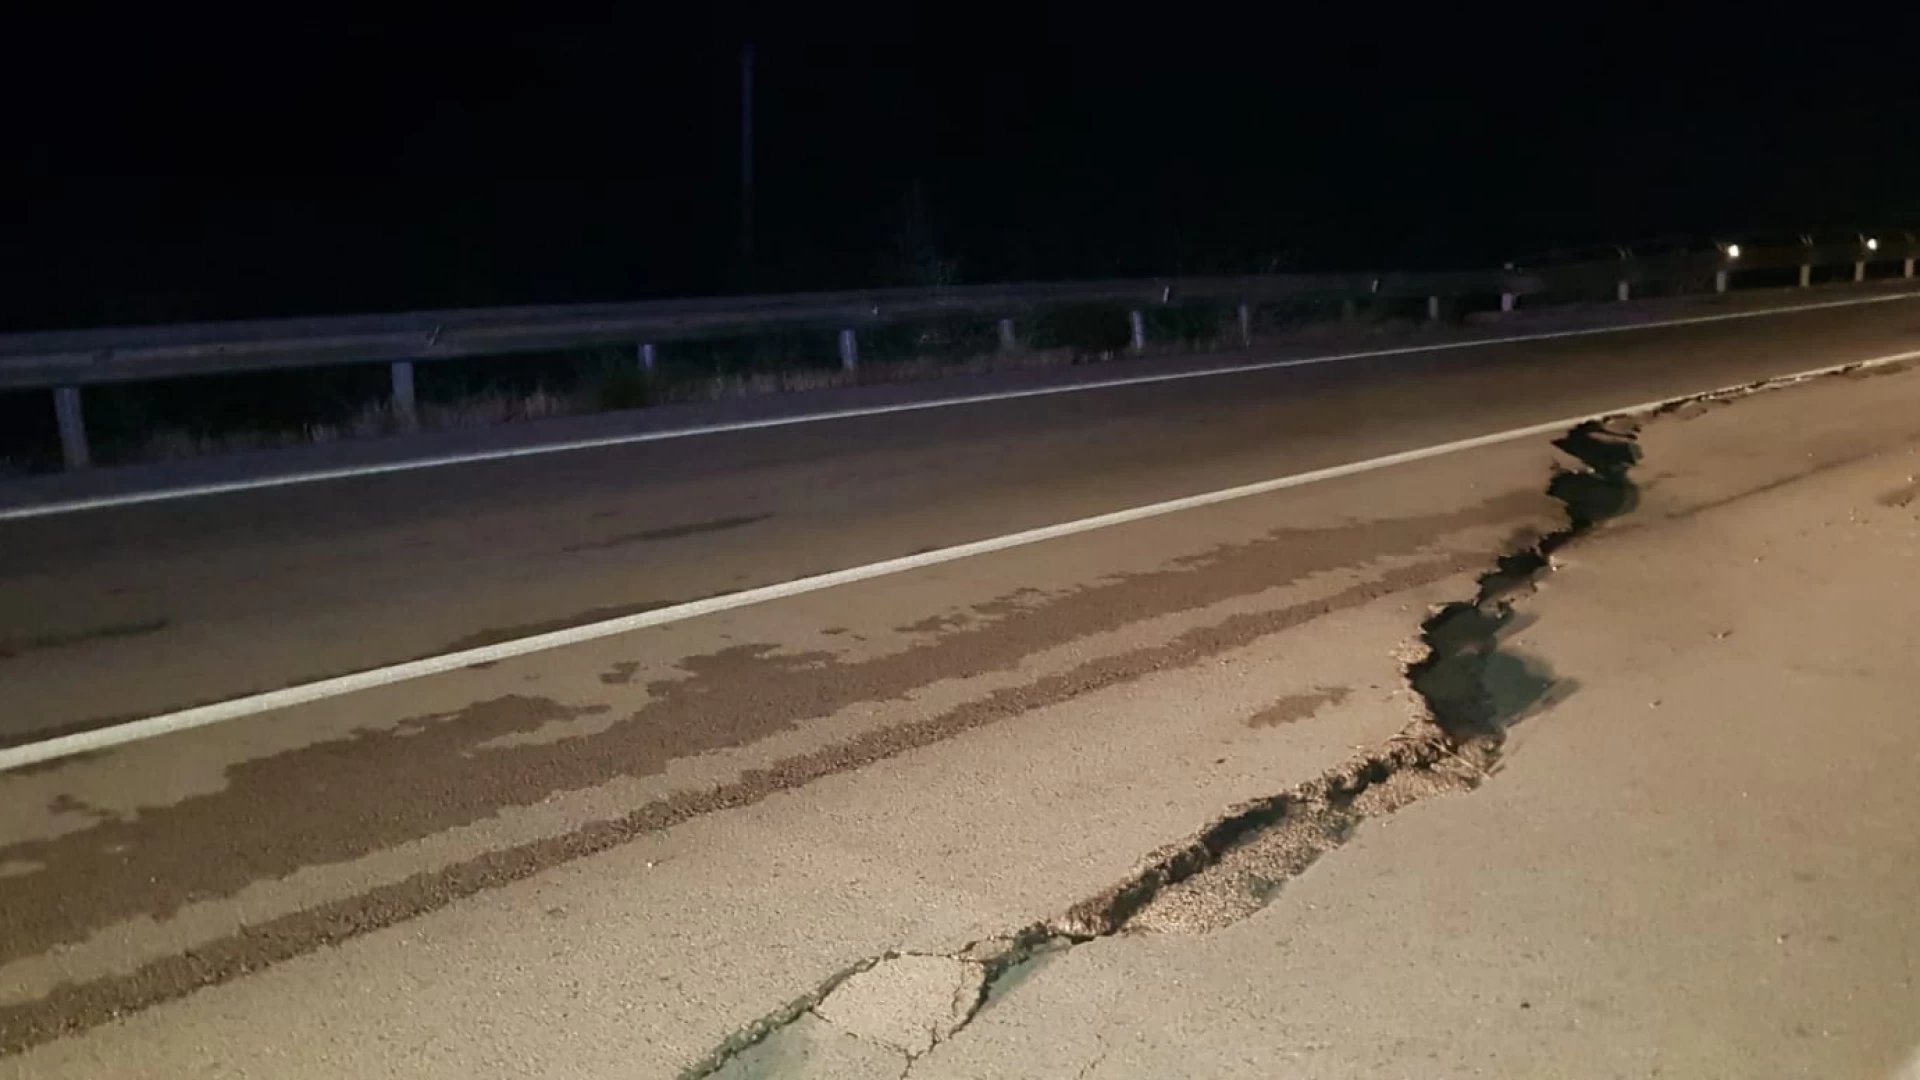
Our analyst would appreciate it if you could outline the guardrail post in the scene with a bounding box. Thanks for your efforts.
[1906,257,1916,279]
[1854,261,1867,283]
[1799,264,1812,288]
[1615,280,1630,302]
[1715,270,1729,294]
[997,318,1018,352]
[390,361,418,430]
[639,343,657,372]
[838,328,859,371]
[1500,291,1516,313]
[1128,310,1146,354]
[1426,296,1441,321]
[53,387,89,470]
[1237,303,1252,346]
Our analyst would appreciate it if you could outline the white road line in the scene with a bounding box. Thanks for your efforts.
[5,344,1917,773]
[2,289,1916,523]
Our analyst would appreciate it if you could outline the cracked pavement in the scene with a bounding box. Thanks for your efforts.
[896,357,1920,1078]
[3,293,1920,1077]
[707,355,1920,1080]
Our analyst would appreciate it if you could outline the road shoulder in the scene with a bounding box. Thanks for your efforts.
[908,350,1920,1078]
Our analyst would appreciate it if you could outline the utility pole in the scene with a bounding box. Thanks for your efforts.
[739,43,755,279]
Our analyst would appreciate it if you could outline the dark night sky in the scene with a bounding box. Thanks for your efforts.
[2,4,1915,331]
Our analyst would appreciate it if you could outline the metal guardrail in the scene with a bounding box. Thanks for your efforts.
[3,232,1915,470]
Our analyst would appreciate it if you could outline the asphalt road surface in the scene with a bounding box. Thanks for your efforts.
[2,288,1918,1076]
[896,359,1920,1080]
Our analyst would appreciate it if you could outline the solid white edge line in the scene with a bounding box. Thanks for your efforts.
[2,289,1916,523]
[6,343,1919,773]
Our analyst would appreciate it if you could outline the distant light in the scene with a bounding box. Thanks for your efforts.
[1726,243,1742,259]
[1867,237,1880,251]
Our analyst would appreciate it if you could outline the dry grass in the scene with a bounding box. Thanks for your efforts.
[112,313,1427,466]
[128,389,590,463]
[657,348,1091,404]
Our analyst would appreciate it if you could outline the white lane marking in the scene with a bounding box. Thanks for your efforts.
[5,345,1917,773]
[3,289,1916,523]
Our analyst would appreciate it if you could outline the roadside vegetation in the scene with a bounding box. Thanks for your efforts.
[0,297,1456,473]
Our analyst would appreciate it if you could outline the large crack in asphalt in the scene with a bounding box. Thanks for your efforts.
[680,417,1644,1079]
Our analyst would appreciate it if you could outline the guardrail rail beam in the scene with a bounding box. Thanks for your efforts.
[1,229,1910,473]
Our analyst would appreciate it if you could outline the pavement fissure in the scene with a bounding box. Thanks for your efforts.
[685,412,1651,1077]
